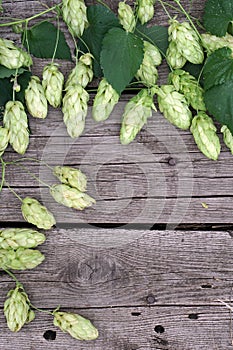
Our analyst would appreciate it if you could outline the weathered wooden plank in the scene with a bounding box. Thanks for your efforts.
[1,229,233,307]
[0,305,232,350]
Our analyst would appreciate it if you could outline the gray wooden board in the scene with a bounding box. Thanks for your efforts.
[0,306,232,350]
[0,229,233,308]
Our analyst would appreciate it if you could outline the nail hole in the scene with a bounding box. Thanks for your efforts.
[131,312,141,316]
[201,284,212,289]
[43,330,56,341]
[188,313,199,320]
[168,157,176,166]
[146,294,156,304]
[154,325,165,334]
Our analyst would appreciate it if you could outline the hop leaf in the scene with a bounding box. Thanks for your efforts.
[190,112,221,160]
[4,285,33,332]
[155,85,192,130]
[92,78,119,122]
[118,2,136,32]
[25,76,48,119]
[137,0,155,25]
[120,89,156,145]
[0,247,45,270]
[0,228,46,249]
[168,69,206,111]
[42,63,64,108]
[65,53,93,89]
[21,197,56,230]
[62,84,89,138]
[62,0,88,37]
[0,38,32,69]
[53,311,99,340]
[53,166,87,192]
[3,101,29,155]
[50,184,95,210]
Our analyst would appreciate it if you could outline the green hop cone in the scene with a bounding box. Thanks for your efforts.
[65,54,94,89]
[21,197,56,230]
[155,85,192,130]
[168,19,204,65]
[190,112,221,160]
[0,127,9,156]
[0,38,32,69]
[50,184,95,210]
[137,0,155,25]
[120,89,156,145]
[62,0,88,37]
[92,78,119,122]
[118,2,136,32]
[221,125,233,155]
[168,69,206,111]
[166,41,187,69]
[3,101,29,155]
[53,166,87,192]
[62,84,89,138]
[0,247,45,270]
[4,285,33,332]
[25,76,48,119]
[53,311,99,341]
[136,40,162,86]
[201,33,233,55]
[42,63,64,108]
[0,228,46,249]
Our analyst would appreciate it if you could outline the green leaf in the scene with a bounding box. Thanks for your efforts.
[135,24,168,55]
[203,0,233,36]
[203,47,233,91]
[0,66,25,79]
[100,28,144,94]
[80,5,120,77]
[23,22,71,60]
[204,81,233,133]
[0,78,12,116]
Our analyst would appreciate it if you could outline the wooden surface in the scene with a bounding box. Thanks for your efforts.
[1,0,233,349]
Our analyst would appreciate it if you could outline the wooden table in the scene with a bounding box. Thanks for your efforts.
[1,0,233,349]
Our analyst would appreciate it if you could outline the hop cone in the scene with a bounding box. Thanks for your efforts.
[0,228,46,249]
[50,184,95,210]
[166,41,187,69]
[136,41,162,86]
[62,84,89,138]
[25,76,48,119]
[168,69,206,111]
[221,125,233,155]
[62,0,88,37]
[4,285,34,332]
[65,54,93,89]
[42,63,64,108]
[0,247,45,270]
[92,78,119,122]
[120,89,156,145]
[168,19,204,65]
[155,85,192,130]
[53,311,99,341]
[53,166,87,192]
[0,38,32,69]
[201,33,233,55]
[137,0,155,25]
[21,197,56,230]
[190,112,220,160]
[0,127,9,156]
[118,2,136,32]
[3,101,29,155]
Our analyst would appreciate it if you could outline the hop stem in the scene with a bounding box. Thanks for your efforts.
[173,0,201,40]
[5,182,23,202]
[0,157,6,193]
[12,163,52,189]
[3,269,23,288]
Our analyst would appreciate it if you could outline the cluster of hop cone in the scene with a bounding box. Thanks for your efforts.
[0,228,98,339]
